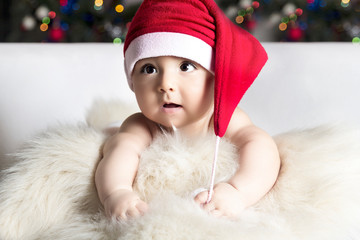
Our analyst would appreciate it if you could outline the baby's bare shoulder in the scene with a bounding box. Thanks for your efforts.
[225,108,270,142]
[103,113,155,154]
[120,113,154,133]
[225,108,252,134]
[120,113,160,137]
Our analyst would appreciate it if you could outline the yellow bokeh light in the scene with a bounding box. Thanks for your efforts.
[40,23,48,31]
[94,0,103,7]
[235,15,244,24]
[279,22,287,31]
[115,4,124,13]
[342,0,350,4]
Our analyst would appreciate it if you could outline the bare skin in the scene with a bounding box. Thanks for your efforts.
[95,56,280,220]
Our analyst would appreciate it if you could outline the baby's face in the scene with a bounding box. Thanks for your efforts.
[132,56,214,130]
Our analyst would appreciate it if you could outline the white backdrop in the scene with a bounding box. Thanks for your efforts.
[0,43,359,169]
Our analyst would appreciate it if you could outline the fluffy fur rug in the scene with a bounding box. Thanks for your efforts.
[1,100,360,240]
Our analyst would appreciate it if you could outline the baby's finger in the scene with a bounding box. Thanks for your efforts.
[126,207,140,218]
[191,187,208,198]
[136,201,149,215]
[203,201,216,212]
[116,211,128,221]
[194,190,209,205]
[209,209,223,218]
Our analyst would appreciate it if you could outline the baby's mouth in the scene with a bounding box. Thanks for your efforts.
[163,103,182,108]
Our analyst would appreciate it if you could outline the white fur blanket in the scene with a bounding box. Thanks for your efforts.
[1,101,360,240]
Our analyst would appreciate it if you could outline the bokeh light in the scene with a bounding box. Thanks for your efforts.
[235,15,244,24]
[61,21,69,31]
[252,1,260,9]
[40,23,48,31]
[279,22,287,31]
[42,17,51,24]
[289,13,297,21]
[281,17,290,24]
[22,15,36,30]
[299,21,308,30]
[35,6,49,20]
[295,8,303,16]
[115,4,124,13]
[353,37,360,44]
[238,9,246,17]
[94,0,103,7]
[48,11,56,19]
[59,0,68,7]
[246,7,254,14]
[113,37,122,44]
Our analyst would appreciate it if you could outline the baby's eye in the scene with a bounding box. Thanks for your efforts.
[141,64,157,74]
[180,62,196,72]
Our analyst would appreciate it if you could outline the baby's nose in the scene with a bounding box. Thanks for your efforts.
[159,86,174,93]
[158,73,175,92]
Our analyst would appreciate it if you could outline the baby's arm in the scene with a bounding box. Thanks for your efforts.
[195,108,280,218]
[95,113,153,220]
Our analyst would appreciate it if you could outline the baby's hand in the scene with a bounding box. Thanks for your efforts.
[194,182,245,219]
[103,189,148,220]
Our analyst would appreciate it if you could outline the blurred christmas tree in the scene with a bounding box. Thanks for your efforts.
[6,0,140,42]
[227,0,360,42]
[4,0,360,42]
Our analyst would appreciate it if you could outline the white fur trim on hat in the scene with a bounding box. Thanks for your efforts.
[124,32,214,90]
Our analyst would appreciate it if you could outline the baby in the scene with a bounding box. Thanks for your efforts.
[95,0,280,220]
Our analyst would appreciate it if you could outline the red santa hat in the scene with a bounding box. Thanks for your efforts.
[124,0,268,138]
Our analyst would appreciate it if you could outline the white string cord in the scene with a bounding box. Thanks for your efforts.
[171,124,177,132]
[157,123,177,136]
[206,136,221,203]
